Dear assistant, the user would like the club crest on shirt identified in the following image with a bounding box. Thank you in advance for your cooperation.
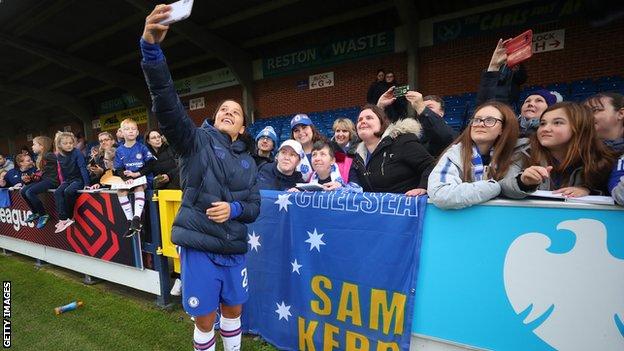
[188,296,199,308]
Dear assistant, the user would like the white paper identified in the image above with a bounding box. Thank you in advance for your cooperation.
[295,183,324,191]
[109,176,147,190]
[530,190,614,205]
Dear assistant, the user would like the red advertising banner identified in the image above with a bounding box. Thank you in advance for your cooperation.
[0,190,143,268]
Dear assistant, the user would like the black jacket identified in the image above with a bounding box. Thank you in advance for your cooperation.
[252,152,274,168]
[476,65,527,109]
[144,143,180,189]
[417,107,457,157]
[348,119,435,193]
[256,162,303,191]
[142,59,260,255]
[39,152,59,187]
[366,81,388,105]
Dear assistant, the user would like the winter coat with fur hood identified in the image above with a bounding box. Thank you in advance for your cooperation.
[348,119,435,193]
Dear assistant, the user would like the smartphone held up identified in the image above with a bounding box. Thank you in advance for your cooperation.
[503,30,533,67]
[159,0,194,26]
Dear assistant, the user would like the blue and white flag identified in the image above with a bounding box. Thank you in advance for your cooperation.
[243,190,427,350]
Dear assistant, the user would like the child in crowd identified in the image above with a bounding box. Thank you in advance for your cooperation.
[21,136,59,229]
[54,132,90,233]
[428,101,520,209]
[114,118,155,237]
[290,114,326,182]
[501,102,616,198]
[0,154,36,188]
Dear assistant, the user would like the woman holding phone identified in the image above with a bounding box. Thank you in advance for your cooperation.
[141,5,260,351]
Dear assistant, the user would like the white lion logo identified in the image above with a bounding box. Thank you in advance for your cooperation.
[504,219,624,351]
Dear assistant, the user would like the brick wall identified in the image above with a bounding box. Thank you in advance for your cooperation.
[418,19,624,96]
[253,53,407,119]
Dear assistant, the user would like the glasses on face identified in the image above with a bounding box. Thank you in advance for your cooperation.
[470,117,504,127]
[99,137,112,143]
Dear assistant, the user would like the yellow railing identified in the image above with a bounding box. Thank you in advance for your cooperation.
[153,190,183,273]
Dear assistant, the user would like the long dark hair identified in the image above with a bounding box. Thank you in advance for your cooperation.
[527,102,616,189]
[290,124,327,144]
[453,101,519,181]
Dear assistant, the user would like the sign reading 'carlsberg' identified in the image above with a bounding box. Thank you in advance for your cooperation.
[243,191,425,350]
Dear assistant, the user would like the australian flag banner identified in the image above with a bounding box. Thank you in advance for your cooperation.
[0,189,10,208]
[243,190,427,350]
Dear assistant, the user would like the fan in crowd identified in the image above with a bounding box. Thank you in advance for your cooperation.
[0,153,36,188]
[477,38,559,137]
[501,102,616,198]
[253,126,278,167]
[144,129,181,190]
[87,131,116,186]
[366,68,387,105]
[290,113,326,182]
[330,117,357,183]
[0,153,14,173]
[256,140,304,191]
[428,101,520,209]
[348,104,434,195]
[585,92,624,153]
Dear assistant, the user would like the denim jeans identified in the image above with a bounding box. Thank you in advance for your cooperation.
[54,180,83,220]
[20,179,54,216]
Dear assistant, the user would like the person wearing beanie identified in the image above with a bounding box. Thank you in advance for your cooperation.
[478,39,560,137]
[516,89,557,137]
[253,126,278,167]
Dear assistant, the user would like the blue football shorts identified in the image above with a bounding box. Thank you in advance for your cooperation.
[179,246,249,317]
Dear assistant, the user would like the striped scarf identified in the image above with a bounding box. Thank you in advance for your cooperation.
[471,144,494,181]
[309,163,344,185]
[604,138,624,154]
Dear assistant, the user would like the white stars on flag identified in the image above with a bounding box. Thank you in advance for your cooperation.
[275,301,292,321]
[274,193,293,212]
[305,228,326,252]
[291,259,302,274]
[248,231,261,252]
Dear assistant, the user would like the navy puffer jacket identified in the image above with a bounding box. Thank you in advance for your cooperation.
[142,60,260,254]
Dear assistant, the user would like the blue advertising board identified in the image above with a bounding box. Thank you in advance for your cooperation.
[413,202,624,350]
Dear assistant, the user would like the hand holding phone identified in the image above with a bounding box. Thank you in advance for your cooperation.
[393,85,410,98]
[504,30,533,67]
[159,0,194,25]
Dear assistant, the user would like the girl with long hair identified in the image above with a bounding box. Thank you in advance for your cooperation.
[501,102,616,198]
[428,101,520,209]
[21,136,59,229]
